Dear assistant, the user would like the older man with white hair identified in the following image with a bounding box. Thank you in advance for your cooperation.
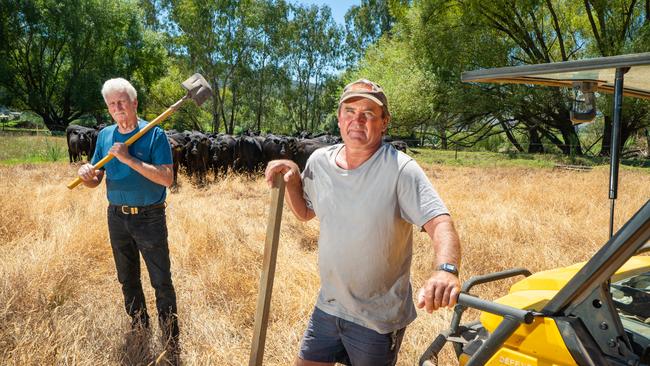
[77,78,178,353]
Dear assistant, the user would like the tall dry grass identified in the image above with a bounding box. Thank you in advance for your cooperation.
[0,162,648,365]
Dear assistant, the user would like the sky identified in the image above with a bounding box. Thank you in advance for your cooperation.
[294,0,361,25]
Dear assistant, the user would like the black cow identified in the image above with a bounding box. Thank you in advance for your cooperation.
[210,134,236,176]
[261,134,294,164]
[292,138,330,171]
[183,131,211,184]
[166,131,189,189]
[311,134,342,145]
[234,135,264,173]
[390,140,408,153]
[66,125,96,163]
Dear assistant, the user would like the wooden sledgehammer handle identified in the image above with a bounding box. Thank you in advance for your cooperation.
[249,174,285,366]
[66,95,188,189]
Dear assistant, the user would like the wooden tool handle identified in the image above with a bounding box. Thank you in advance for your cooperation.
[67,153,118,189]
[249,174,285,366]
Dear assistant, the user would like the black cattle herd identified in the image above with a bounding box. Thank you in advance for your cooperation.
[65,125,409,188]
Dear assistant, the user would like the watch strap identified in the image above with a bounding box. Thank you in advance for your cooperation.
[437,263,459,276]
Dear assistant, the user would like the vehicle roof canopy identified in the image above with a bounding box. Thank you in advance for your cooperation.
[462,52,650,100]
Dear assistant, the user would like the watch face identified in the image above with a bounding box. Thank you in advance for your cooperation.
[439,263,458,274]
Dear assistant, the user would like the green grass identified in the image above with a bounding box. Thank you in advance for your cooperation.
[0,134,647,170]
[410,148,650,170]
[0,134,68,164]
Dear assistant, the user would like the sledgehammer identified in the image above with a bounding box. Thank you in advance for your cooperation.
[66,73,212,189]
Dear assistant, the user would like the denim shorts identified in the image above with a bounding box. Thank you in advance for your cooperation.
[298,307,406,366]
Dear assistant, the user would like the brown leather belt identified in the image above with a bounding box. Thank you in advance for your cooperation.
[110,202,166,215]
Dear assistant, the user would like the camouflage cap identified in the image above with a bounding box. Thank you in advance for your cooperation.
[338,79,390,117]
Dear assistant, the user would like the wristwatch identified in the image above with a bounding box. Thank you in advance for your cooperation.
[437,263,459,276]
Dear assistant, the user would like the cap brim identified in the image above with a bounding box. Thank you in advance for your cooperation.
[339,93,384,106]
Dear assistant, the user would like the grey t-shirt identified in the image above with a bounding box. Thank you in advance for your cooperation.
[302,143,449,333]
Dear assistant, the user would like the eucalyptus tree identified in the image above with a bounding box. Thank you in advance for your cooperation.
[0,0,166,131]
[282,4,343,132]
[167,0,266,134]
[246,0,290,132]
[343,0,411,66]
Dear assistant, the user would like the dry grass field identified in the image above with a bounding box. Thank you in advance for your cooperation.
[0,161,648,365]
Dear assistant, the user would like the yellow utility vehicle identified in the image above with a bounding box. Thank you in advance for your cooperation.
[420,53,650,366]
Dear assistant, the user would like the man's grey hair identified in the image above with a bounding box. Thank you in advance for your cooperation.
[101,78,137,102]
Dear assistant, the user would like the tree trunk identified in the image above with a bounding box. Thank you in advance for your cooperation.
[620,126,633,156]
[558,125,583,155]
[499,119,524,152]
[600,115,613,156]
[256,56,267,133]
[211,76,222,133]
[212,95,221,133]
[92,112,105,126]
[528,126,544,153]
[439,125,448,150]
[600,117,631,158]
[41,115,67,132]
[539,128,568,154]
[256,88,263,132]
[228,86,237,135]
[599,114,637,157]
[420,125,426,146]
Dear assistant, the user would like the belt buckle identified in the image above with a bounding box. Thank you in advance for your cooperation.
[120,206,139,215]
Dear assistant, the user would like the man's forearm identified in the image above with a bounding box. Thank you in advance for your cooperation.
[285,182,315,221]
[124,159,173,187]
[424,215,461,267]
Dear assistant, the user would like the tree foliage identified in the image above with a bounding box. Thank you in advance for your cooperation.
[1,0,648,153]
[0,0,167,131]
[343,0,411,66]
[165,0,343,134]
[358,0,650,155]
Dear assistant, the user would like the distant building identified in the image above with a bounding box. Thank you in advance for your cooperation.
[0,106,21,122]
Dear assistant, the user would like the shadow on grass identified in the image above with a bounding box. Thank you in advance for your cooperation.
[621,158,650,168]
[113,326,182,366]
[115,328,155,366]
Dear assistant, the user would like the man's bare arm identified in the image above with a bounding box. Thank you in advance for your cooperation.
[424,214,461,268]
[417,214,462,312]
[110,143,174,187]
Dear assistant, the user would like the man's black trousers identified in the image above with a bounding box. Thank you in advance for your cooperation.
[107,205,178,340]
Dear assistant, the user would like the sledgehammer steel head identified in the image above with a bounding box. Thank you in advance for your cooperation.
[182,73,212,106]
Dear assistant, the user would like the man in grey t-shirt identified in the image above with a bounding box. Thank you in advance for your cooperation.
[265,79,461,366]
